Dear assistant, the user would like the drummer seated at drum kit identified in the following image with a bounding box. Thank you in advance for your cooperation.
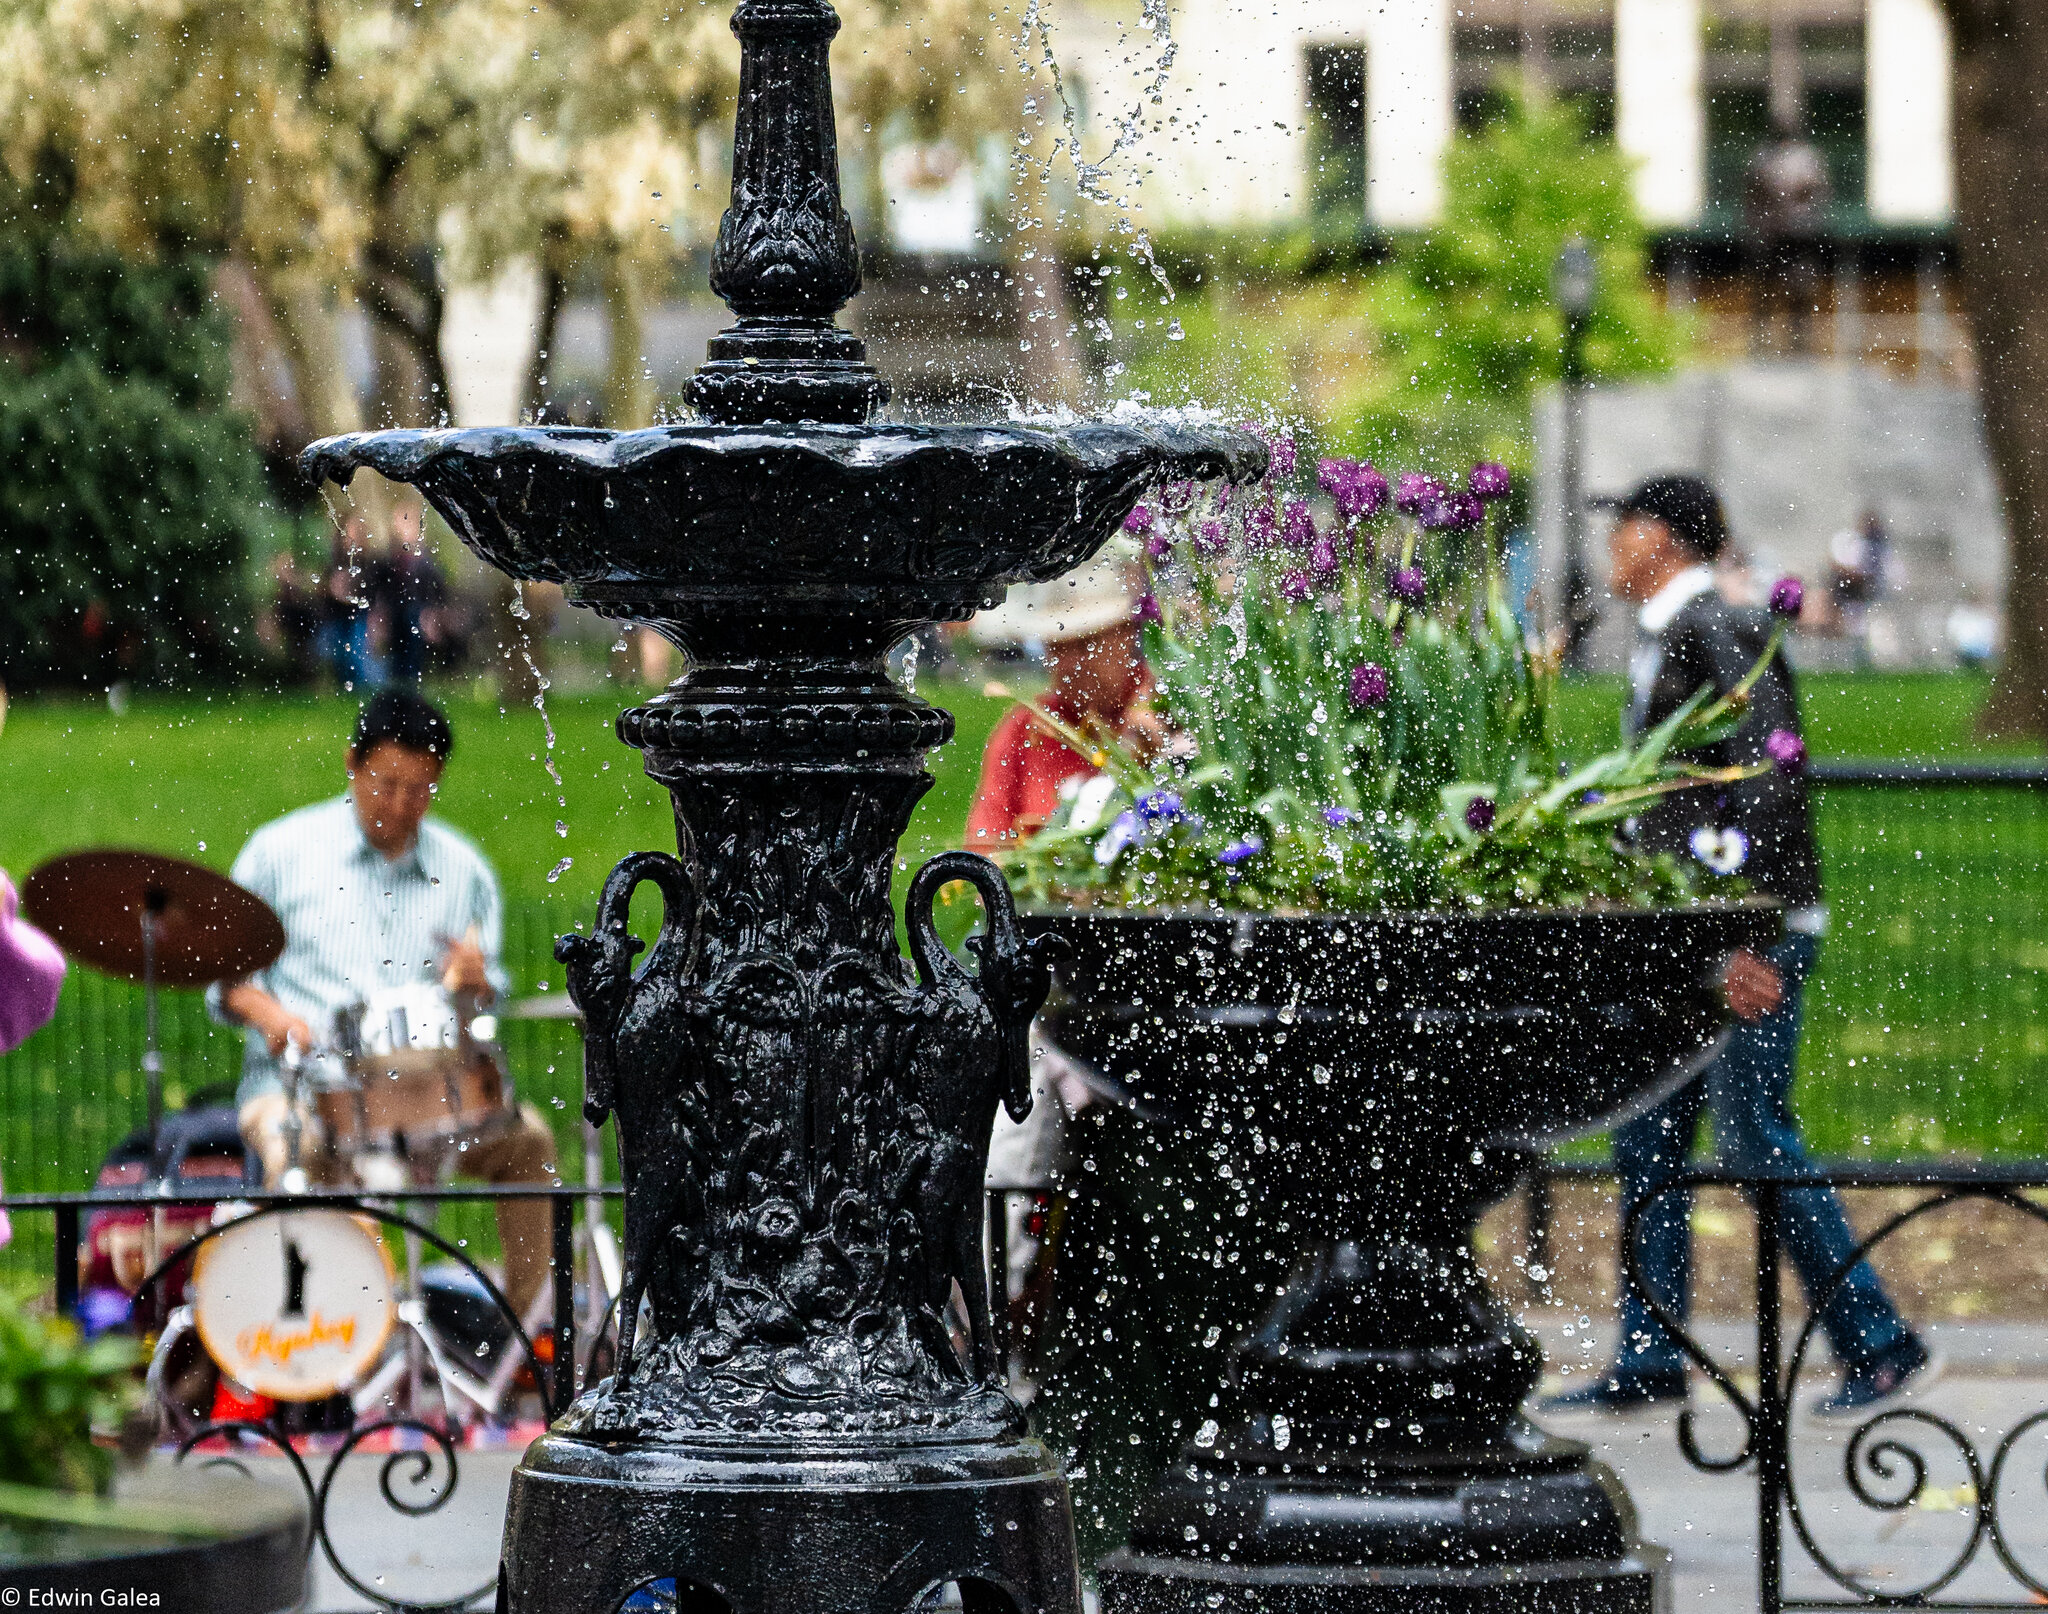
[207,688,561,1320]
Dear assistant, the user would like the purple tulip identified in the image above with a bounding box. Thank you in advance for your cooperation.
[1307,536,1340,582]
[1133,592,1163,626]
[1218,836,1265,866]
[1444,492,1486,531]
[1322,805,1359,827]
[1465,796,1497,834]
[1242,501,1277,552]
[1468,462,1512,502]
[1769,576,1805,619]
[1280,569,1314,603]
[1766,728,1808,773]
[1349,661,1390,708]
[1123,502,1154,535]
[1144,531,1174,563]
[1317,457,1357,497]
[1280,497,1317,549]
[1193,518,1229,558]
[1346,463,1391,520]
[1389,566,1427,605]
[1268,434,1297,480]
[1395,473,1443,517]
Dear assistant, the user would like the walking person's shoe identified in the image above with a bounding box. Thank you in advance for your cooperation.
[1808,1334,1943,1422]
[1536,1368,1688,1416]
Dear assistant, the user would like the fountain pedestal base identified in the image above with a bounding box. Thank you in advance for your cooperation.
[499,1433,1084,1614]
[1100,1545,1669,1614]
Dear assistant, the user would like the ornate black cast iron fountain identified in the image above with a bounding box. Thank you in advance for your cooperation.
[304,3,1260,1610]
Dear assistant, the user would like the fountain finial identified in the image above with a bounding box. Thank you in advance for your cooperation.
[685,0,889,425]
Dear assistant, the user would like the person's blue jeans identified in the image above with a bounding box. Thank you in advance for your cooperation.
[1613,931,1912,1377]
[329,616,384,691]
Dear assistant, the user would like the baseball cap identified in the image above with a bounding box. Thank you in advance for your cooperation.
[1612,474,1729,561]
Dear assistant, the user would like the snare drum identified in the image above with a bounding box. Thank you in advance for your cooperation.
[190,1208,396,1401]
[314,985,514,1156]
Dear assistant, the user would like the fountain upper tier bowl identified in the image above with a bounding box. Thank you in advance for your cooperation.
[304,417,1263,626]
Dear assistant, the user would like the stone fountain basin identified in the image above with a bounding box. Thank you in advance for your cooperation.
[303,419,1263,610]
[1024,902,1781,1156]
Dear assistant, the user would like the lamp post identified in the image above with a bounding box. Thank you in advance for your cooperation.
[1552,236,1597,667]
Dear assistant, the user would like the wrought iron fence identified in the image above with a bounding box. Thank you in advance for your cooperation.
[1,1183,614,1614]
[1621,1163,2048,1613]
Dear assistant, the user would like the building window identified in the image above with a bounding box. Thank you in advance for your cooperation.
[1304,44,1367,224]
[1453,7,1614,137]
[1705,4,1867,232]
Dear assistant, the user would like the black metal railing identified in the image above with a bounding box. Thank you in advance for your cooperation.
[1,1183,618,1614]
[1616,1162,2048,1612]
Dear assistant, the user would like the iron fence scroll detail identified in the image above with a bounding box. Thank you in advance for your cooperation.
[1623,1168,2048,1611]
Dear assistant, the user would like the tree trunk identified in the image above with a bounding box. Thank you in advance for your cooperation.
[360,225,453,427]
[521,226,571,423]
[213,256,313,457]
[1941,0,2048,739]
[268,279,363,443]
[603,249,656,429]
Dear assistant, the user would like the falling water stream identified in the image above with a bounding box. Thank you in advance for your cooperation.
[1012,0,1182,325]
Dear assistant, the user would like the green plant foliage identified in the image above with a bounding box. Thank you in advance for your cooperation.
[1109,89,1681,481]
[1001,450,1771,914]
[1333,89,1682,471]
[0,1290,138,1496]
[0,221,278,691]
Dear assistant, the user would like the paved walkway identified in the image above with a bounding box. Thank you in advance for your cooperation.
[197,1317,2048,1612]
[1525,1312,2048,1610]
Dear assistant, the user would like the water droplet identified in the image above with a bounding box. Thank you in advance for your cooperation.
[547,857,574,884]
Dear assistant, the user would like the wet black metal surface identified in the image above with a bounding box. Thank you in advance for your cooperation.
[306,0,1259,1605]
[1028,905,1777,1612]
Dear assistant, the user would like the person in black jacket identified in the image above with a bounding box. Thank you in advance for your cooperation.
[1542,474,1934,1421]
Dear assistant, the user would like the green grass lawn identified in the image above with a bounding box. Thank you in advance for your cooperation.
[0,667,2042,1287]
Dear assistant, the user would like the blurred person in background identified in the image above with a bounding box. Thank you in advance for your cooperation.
[1745,116,1833,354]
[966,557,1161,849]
[370,502,450,687]
[1542,474,1934,1422]
[965,556,1160,1362]
[321,516,383,692]
[208,689,559,1317]
[262,551,323,685]
[0,687,67,1245]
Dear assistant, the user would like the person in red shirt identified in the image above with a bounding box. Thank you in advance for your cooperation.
[966,559,1156,848]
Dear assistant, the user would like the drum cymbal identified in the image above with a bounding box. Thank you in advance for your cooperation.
[23,849,285,987]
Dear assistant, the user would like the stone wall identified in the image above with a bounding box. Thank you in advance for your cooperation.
[1535,358,2007,670]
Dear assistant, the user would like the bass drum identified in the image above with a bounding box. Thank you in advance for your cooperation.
[190,1208,397,1402]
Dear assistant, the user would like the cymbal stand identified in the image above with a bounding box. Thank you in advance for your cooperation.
[139,890,167,1146]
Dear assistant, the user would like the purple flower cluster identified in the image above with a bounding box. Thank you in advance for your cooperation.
[1468,462,1512,502]
[1394,473,1442,518]
[1349,661,1390,708]
[1768,576,1805,620]
[1218,835,1265,866]
[1389,567,1427,606]
[1464,796,1497,834]
[1319,457,1390,521]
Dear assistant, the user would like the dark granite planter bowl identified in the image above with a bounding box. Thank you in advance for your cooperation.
[1021,902,1778,1614]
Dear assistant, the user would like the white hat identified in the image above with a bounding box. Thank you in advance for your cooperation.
[969,557,1140,647]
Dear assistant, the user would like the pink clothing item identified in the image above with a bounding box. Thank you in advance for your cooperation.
[0,869,65,1054]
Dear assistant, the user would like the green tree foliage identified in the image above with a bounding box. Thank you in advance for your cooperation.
[1115,90,1682,479]
[1334,89,1681,473]
[0,224,278,691]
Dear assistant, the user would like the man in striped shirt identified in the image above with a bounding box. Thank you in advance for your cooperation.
[209,688,559,1316]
